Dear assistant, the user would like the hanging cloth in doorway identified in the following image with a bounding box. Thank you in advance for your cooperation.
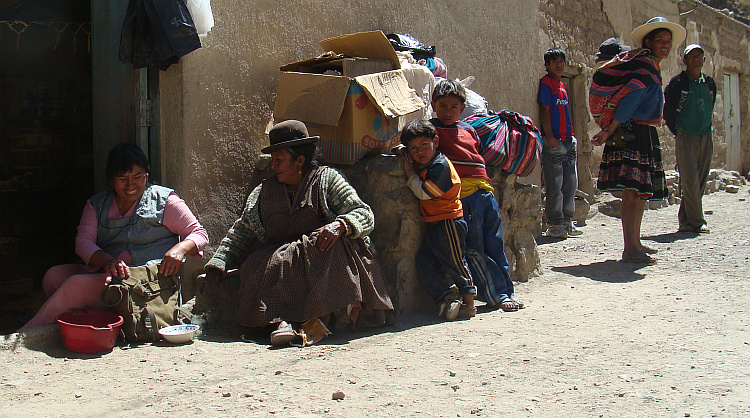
[119,0,202,71]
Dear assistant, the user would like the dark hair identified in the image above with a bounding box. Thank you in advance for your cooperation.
[106,143,150,182]
[431,79,466,104]
[544,48,566,65]
[400,119,437,146]
[642,28,671,48]
[285,142,321,172]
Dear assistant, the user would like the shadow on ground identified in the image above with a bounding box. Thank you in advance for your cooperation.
[643,231,700,243]
[536,236,568,245]
[552,259,646,283]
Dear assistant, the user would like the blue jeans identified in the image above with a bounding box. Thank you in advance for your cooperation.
[542,136,578,226]
[417,218,477,304]
[462,189,514,304]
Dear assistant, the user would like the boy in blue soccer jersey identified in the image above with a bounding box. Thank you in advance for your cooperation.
[400,119,476,320]
[538,48,581,239]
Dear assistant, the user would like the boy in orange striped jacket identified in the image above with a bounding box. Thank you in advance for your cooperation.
[401,119,476,320]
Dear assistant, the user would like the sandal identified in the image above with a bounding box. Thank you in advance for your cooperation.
[439,298,461,321]
[498,299,520,312]
[620,252,657,264]
[639,244,658,254]
[269,322,297,346]
[509,296,525,309]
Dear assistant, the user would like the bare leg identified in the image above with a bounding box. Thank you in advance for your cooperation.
[621,190,646,259]
[462,294,475,310]
[459,294,477,318]
[633,201,658,253]
[20,271,110,330]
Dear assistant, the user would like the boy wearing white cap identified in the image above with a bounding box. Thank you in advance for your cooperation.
[664,44,717,234]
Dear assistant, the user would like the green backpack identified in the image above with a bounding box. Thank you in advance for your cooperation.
[101,264,188,342]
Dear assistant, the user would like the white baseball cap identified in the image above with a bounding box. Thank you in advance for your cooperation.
[683,44,704,57]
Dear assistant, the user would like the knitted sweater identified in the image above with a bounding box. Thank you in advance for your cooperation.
[205,166,374,273]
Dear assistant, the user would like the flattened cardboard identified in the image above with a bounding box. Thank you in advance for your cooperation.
[355,70,425,118]
[319,31,399,69]
[273,72,351,126]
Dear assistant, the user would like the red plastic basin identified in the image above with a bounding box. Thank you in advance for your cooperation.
[56,310,124,353]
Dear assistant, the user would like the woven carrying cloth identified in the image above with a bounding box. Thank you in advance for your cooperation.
[463,110,543,177]
[589,48,663,128]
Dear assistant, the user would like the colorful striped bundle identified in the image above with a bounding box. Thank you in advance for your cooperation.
[463,110,543,177]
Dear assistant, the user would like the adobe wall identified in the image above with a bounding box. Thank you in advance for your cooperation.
[158,0,544,313]
[159,0,749,313]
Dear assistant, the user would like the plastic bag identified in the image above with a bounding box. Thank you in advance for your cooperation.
[120,0,202,70]
[386,33,436,60]
[187,0,214,37]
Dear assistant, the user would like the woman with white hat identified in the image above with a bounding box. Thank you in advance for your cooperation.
[589,17,686,263]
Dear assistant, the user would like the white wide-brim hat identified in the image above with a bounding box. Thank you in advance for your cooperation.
[631,17,686,49]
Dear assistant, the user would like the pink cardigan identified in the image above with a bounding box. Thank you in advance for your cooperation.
[75,192,208,267]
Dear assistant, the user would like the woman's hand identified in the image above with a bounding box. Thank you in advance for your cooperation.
[316,220,346,251]
[103,257,130,279]
[591,129,611,146]
[592,121,621,146]
[160,244,188,276]
[89,250,129,278]
[159,239,198,276]
[199,268,223,293]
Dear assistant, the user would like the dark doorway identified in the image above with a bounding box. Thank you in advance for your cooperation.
[0,0,159,333]
[0,0,94,332]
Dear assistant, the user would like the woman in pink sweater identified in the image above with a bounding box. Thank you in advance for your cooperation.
[20,144,208,330]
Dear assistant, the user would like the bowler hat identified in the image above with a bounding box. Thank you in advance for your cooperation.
[262,120,319,154]
[631,17,686,49]
[596,37,631,61]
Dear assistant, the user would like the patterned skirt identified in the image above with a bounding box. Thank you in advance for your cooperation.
[597,123,667,200]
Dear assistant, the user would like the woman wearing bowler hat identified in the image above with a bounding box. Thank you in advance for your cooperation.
[590,17,686,263]
[202,120,393,346]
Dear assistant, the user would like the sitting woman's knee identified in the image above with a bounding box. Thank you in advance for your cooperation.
[42,265,75,296]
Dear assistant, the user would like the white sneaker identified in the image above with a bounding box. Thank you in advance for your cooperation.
[566,223,583,237]
[546,225,568,239]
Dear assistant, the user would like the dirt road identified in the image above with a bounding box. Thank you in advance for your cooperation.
[2,185,749,417]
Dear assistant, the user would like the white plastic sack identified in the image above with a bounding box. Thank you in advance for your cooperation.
[456,76,488,120]
[187,0,214,37]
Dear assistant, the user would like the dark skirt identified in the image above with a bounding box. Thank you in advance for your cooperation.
[597,123,667,200]
[236,235,394,329]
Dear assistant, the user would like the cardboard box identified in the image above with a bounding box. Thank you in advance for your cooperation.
[273,31,425,165]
